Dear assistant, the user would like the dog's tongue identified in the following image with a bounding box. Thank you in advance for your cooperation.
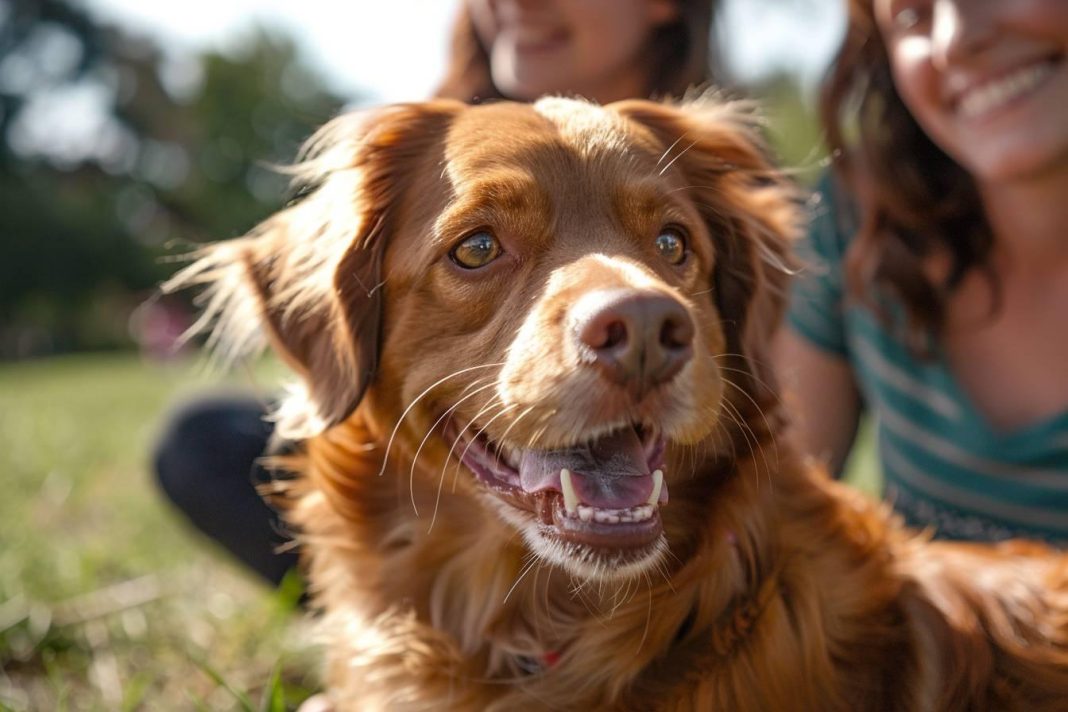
[519,428,657,509]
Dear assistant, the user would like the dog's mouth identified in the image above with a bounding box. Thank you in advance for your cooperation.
[447,419,669,568]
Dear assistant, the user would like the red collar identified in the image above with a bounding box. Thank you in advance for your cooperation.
[516,649,562,675]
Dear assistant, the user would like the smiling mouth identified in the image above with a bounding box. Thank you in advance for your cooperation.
[447,419,669,556]
[957,57,1059,119]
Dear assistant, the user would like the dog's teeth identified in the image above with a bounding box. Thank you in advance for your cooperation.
[560,468,579,515]
[648,469,663,506]
[569,504,656,524]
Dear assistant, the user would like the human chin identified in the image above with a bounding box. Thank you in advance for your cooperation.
[952,128,1068,184]
[492,53,576,101]
[942,102,1068,184]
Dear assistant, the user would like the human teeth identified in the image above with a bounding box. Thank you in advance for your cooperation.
[959,62,1053,118]
[560,468,579,515]
[648,470,663,506]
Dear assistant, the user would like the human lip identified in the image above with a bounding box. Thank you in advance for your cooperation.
[954,57,1059,119]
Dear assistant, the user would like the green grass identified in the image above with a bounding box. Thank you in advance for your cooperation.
[843,418,881,496]
[0,353,318,711]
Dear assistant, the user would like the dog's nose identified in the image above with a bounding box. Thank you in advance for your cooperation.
[577,292,694,398]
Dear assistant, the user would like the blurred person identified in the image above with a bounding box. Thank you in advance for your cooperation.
[154,0,722,587]
[129,295,193,362]
[777,0,1068,542]
[438,0,717,102]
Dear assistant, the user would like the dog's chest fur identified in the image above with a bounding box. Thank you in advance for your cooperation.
[283,418,941,712]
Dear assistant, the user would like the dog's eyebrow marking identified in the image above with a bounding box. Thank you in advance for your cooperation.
[431,173,547,247]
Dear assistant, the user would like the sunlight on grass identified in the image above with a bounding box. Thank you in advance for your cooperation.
[0,353,317,711]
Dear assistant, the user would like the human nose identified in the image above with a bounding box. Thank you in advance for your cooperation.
[930,0,997,69]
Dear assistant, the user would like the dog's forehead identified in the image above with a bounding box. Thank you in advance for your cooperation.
[444,98,655,179]
[530,97,633,154]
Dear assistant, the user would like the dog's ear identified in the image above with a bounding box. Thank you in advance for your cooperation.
[612,97,803,410]
[165,101,462,436]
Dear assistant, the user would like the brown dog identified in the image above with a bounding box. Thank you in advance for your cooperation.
[169,96,1068,710]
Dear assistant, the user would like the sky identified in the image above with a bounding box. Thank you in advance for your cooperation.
[80,0,846,104]
[15,1,843,165]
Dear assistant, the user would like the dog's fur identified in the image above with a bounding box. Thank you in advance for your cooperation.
[168,97,1068,711]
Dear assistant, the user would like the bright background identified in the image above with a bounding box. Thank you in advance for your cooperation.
[82,0,843,100]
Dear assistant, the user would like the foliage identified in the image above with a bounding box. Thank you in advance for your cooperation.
[0,0,346,357]
[752,72,827,185]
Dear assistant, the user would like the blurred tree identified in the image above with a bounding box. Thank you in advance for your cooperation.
[751,72,825,183]
[0,0,345,357]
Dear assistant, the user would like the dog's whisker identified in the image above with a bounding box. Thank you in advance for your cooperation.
[492,403,538,471]
[521,408,552,450]
[653,558,675,593]
[422,381,500,530]
[448,401,519,494]
[726,361,787,402]
[719,394,757,456]
[665,183,728,197]
[539,564,558,642]
[416,382,499,514]
[454,373,500,400]
[607,578,626,617]
[636,570,654,656]
[654,131,688,169]
[658,137,699,176]
[528,560,546,631]
[711,359,784,404]
[689,199,802,279]
[569,570,593,600]
[503,555,540,605]
[377,362,505,478]
[719,397,767,490]
[525,411,558,451]
[445,395,508,488]
[442,391,504,494]
[720,377,780,472]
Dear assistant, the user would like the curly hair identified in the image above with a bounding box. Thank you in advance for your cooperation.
[820,0,994,349]
[434,1,720,103]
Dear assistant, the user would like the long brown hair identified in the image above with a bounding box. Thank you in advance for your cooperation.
[820,0,993,347]
[434,1,720,103]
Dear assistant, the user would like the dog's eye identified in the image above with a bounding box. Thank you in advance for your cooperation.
[450,231,502,269]
[655,228,687,265]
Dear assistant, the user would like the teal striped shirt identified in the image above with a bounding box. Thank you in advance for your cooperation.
[787,181,1068,544]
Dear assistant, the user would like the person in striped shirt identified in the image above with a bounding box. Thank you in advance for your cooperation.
[776,0,1068,543]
